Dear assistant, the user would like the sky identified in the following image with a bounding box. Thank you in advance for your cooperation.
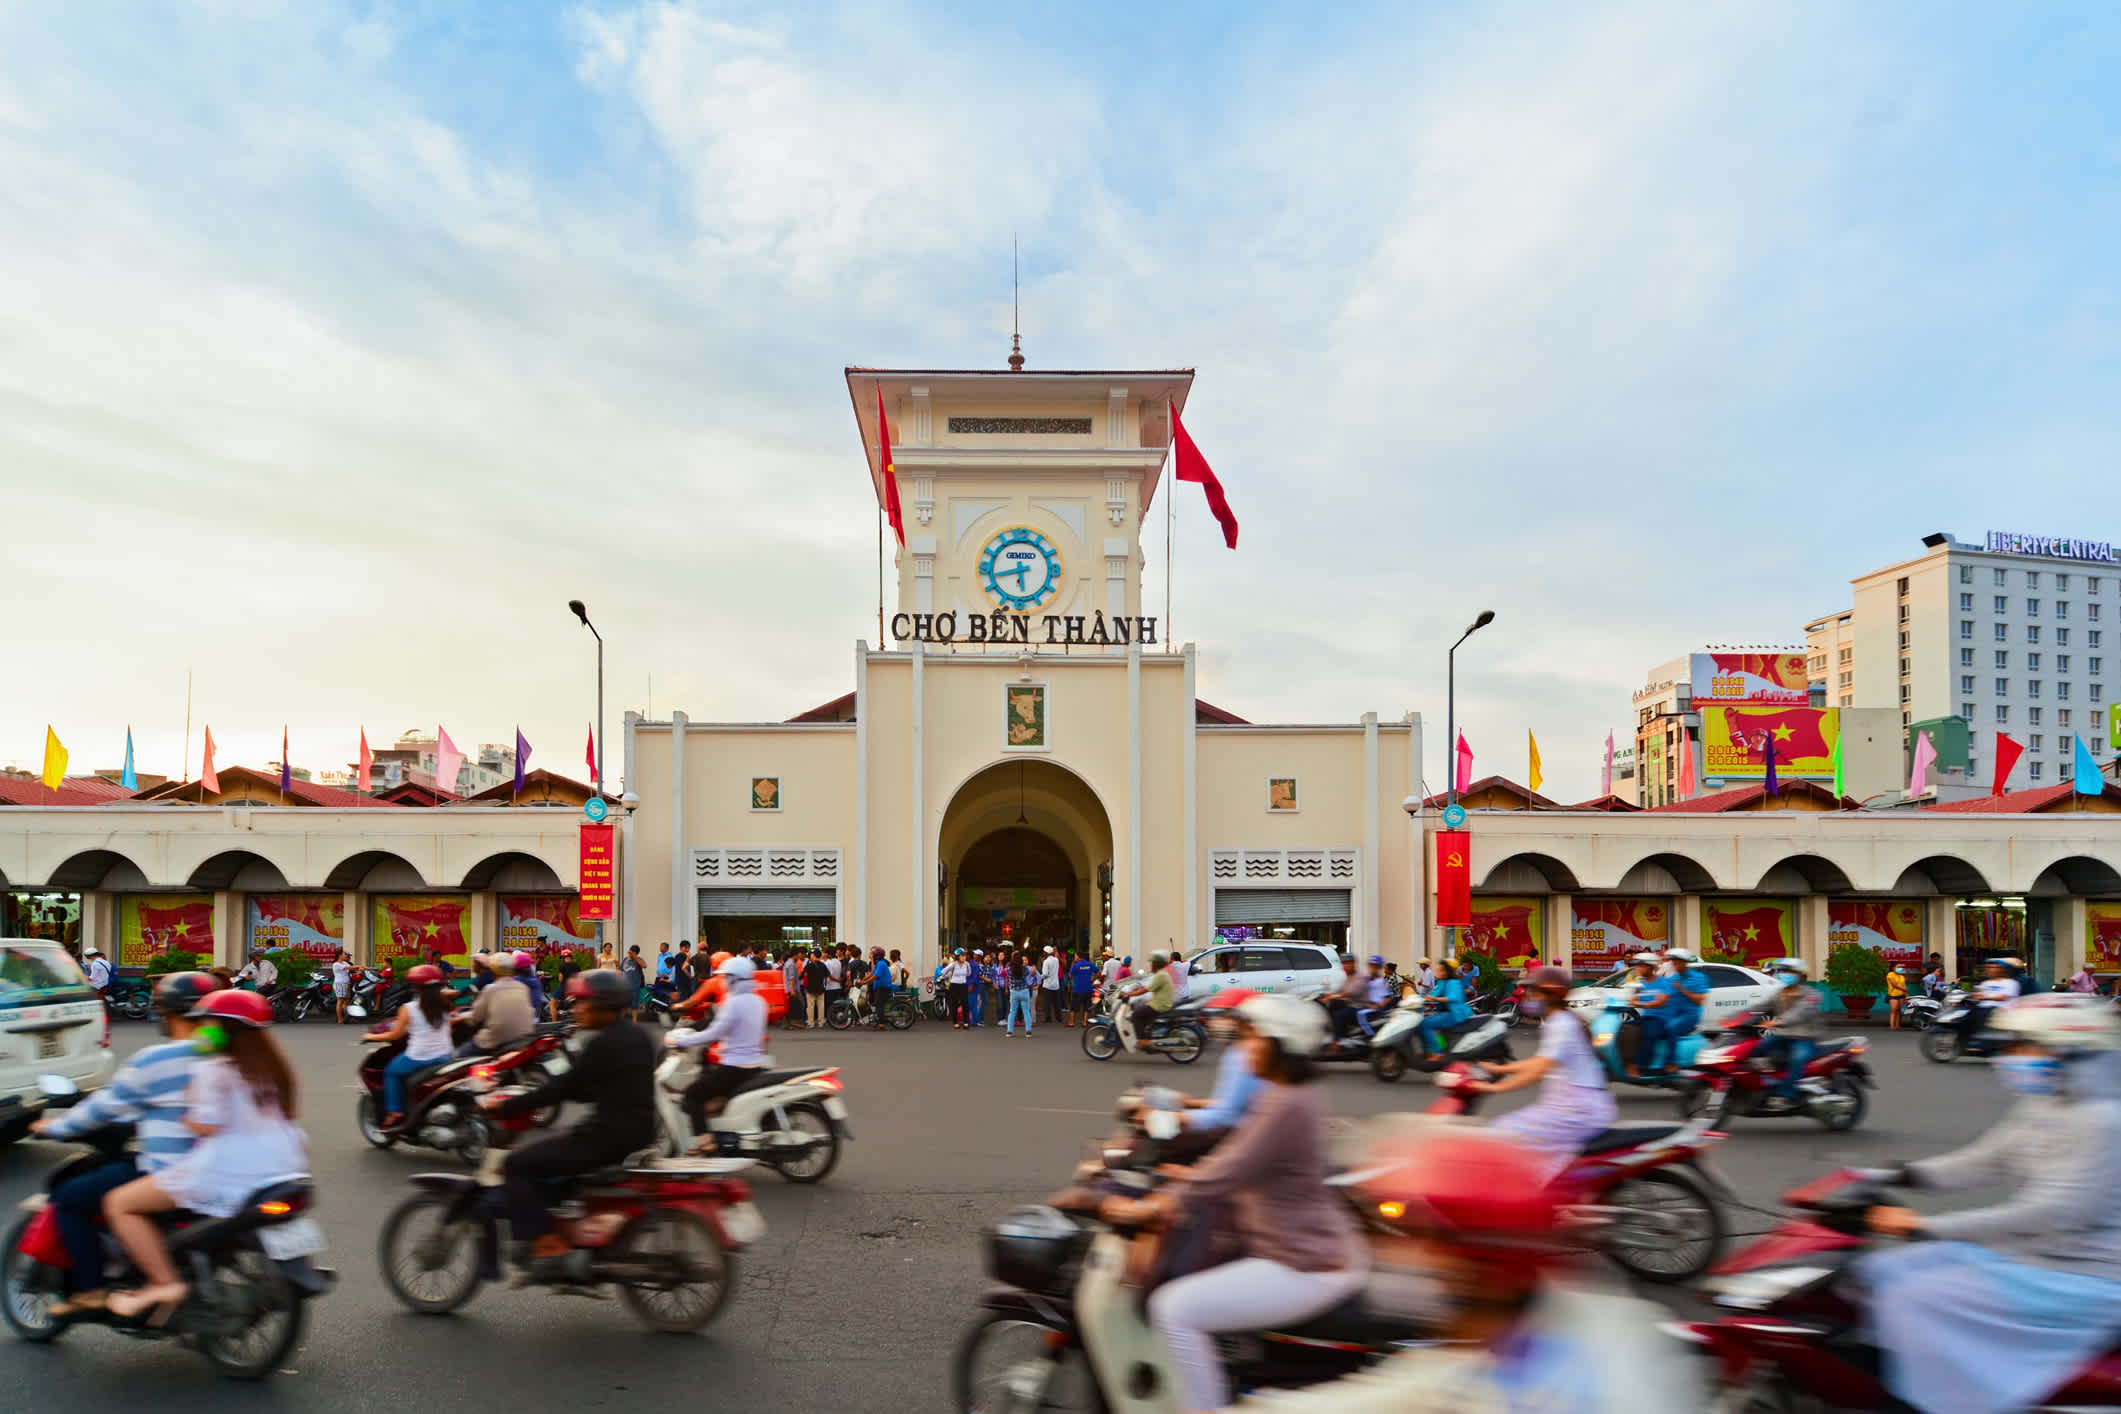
[3,1,2119,800]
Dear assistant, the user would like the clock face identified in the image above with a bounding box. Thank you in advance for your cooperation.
[978,527,1063,611]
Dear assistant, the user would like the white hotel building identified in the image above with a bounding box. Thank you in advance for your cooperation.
[1811,532,2117,791]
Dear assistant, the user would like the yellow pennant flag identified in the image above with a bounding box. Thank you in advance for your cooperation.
[40,727,68,791]
[1528,730,1543,793]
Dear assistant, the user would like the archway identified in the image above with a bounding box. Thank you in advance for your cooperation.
[940,759,1115,960]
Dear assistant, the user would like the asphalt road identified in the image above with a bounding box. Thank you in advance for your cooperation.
[0,1012,2012,1413]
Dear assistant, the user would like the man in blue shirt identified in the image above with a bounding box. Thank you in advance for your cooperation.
[1635,950,1708,1075]
[29,971,216,1315]
[1068,953,1098,1027]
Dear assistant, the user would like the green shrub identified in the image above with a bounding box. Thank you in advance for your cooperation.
[142,949,204,977]
[266,949,316,986]
[1452,946,1502,983]
[1825,942,1887,996]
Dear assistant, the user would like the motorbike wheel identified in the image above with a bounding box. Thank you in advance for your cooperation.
[1602,1168,1725,1284]
[1162,1024,1205,1065]
[379,1192,484,1315]
[825,1000,855,1032]
[122,992,153,1022]
[515,1065,562,1128]
[886,1000,917,1031]
[1912,1010,1934,1032]
[767,1105,840,1184]
[1920,1029,1961,1064]
[270,992,299,1025]
[356,1093,396,1149]
[1676,1080,1714,1120]
[1370,1047,1408,1083]
[952,1314,1099,1414]
[1813,1074,1868,1132]
[198,1247,307,1380]
[0,1214,65,1342]
[1080,1022,1121,1061]
[613,1208,734,1333]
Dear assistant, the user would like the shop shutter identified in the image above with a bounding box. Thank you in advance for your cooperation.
[697,888,837,917]
[1212,889,1353,925]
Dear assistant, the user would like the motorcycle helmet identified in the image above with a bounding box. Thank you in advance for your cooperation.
[565,968,634,1012]
[1525,965,1571,992]
[151,970,218,1016]
[406,964,444,987]
[1149,951,1170,969]
[1204,987,1261,1010]
[1233,994,1327,1055]
[1991,993,2121,1052]
[708,951,733,974]
[511,951,536,973]
[716,956,756,982]
[1355,1127,1574,1268]
[190,989,275,1028]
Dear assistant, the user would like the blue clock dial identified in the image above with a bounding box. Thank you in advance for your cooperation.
[978,528,1063,611]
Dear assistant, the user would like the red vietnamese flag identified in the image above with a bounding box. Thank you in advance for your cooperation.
[2090,909,2121,969]
[1707,904,1793,966]
[1992,732,2025,795]
[877,386,905,546]
[1435,831,1471,927]
[135,898,213,952]
[1467,903,1539,964]
[1168,398,1238,549]
[585,724,598,784]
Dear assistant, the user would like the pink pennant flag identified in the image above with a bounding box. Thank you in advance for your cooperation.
[1677,726,1696,799]
[200,725,220,794]
[435,727,463,795]
[1601,730,1615,797]
[1907,728,1937,799]
[1454,732,1474,795]
[357,727,373,794]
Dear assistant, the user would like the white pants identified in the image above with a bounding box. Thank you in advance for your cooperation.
[1148,1257,1368,1410]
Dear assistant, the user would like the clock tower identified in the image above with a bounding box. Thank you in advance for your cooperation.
[848,364,1195,651]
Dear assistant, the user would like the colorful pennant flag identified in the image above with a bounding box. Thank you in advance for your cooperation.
[1527,732,1543,794]
[279,725,291,793]
[1907,728,1937,799]
[435,727,463,795]
[121,727,137,791]
[2074,734,2102,796]
[1830,720,1845,799]
[39,727,67,792]
[200,726,220,794]
[1601,730,1615,798]
[1677,726,1696,798]
[1762,734,1780,797]
[357,728,373,794]
[877,386,905,546]
[513,727,531,795]
[1991,731,2024,796]
[1168,398,1238,549]
[1454,732,1474,795]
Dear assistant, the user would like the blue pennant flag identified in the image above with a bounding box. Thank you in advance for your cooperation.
[120,727,137,791]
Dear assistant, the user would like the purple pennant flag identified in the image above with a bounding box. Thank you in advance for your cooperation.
[1762,733,1780,797]
[513,727,530,794]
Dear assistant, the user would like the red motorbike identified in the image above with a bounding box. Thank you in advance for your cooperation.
[377,1082,760,1332]
[1675,1169,2121,1410]
[356,1023,568,1162]
[1677,1013,1874,1131]
[1428,1063,1734,1283]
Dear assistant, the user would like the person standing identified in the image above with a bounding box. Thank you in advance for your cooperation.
[945,949,971,1028]
[669,943,695,1008]
[1068,950,1097,1026]
[967,949,988,1029]
[83,947,113,1002]
[1886,963,1909,1029]
[869,946,893,1016]
[652,942,675,1001]
[1168,947,1190,1005]
[1039,946,1063,1025]
[782,951,803,1027]
[621,945,647,1006]
[1100,948,1122,995]
[1005,952,1036,1037]
[801,950,828,1029]
[822,946,844,1016]
[329,948,354,1024]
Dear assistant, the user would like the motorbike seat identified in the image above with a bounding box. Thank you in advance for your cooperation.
[1263,1293,1406,1348]
[168,1178,313,1252]
[1812,1038,1859,1056]
[1579,1124,1683,1156]
[732,1067,814,1095]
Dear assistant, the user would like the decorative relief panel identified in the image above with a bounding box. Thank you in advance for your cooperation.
[948,417,1092,434]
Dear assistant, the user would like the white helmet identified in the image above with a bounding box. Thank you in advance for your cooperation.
[1629,951,1659,965]
[715,956,756,981]
[1663,948,1697,963]
[1234,994,1327,1055]
[1991,993,2121,1052]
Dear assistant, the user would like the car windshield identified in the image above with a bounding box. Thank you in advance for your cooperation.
[0,943,95,1007]
[1585,969,1631,990]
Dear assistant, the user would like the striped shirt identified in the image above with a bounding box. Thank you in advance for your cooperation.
[40,1038,202,1172]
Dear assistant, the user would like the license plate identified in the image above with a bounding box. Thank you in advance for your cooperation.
[36,1033,63,1060]
[719,1201,765,1247]
[257,1217,326,1260]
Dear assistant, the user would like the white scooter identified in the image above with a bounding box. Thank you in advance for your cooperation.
[654,1032,852,1183]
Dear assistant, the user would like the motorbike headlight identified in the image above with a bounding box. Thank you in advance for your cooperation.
[1694,1046,1735,1064]
[1705,1266,1833,1310]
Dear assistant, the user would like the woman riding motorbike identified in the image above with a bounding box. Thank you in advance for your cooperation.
[1859,993,2121,1414]
[1416,957,1473,1056]
[1466,965,1615,1182]
[361,963,453,1129]
[1103,993,1367,1412]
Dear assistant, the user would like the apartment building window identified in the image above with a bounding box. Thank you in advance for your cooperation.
[1959,593,1973,612]
[2095,685,2107,704]
[1996,705,2009,723]
[2092,577,2103,593]
[1962,702,1977,720]
[1809,654,1826,674]
[2029,681,2042,698]
[1995,569,2008,586]
[2060,709,2073,729]
[1960,565,1973,584]
[2028,600,2040,616]
[2059,682,2072,700]
[1994,595,2009,614]
[1898,605,1910,625]
[2030,735,2043,752]
[2059,574,2071,591]
[1838,647,1852,664]
[1840,694,1853,707]
[1897,576,1909,596]
[1899,631,1910,650]
[1994,624,2008,641]
[2091,604,2103,621]
[1903,710,1912,726]
[1899,685,1911,704]
[2093,658,2104,676]
[1961,648,1975,666]
[1995,650,2009,668]
[2058,601,2070,619]
[2028,571,2041,588]
[2029,653,2041,670]
[2058,655,2070,673]
[2028,626,2041,643]
[1838,671,1852,688]
[2030,707,2043,726]
[2091,631,2103,648]
[2031,761,2044,781]
[2059,629,2072,646]
[1961,675,1976,693]
[2098,739,2108,755]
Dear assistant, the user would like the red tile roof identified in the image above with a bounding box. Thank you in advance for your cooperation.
[1925,782,2121,813]
[1573,794,1642,812]
[127,765,402,808]
[1648,781,1852,812]
[1420,776,1566,810]
[462,769,609,805]
[0,775,139,807]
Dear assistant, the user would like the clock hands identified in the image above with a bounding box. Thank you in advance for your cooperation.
[1009,565,1030,591]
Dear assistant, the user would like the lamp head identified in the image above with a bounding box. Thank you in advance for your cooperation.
[568,599,589,624]
[1470,609,1496,631]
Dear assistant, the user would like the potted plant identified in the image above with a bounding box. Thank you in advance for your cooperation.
[1825,942,1886,1021]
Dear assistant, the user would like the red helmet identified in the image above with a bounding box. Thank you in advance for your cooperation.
[1204,987,1261,1010]
[190,989,275,1029]
[1355,1129,1570,1264]
[406,964,444,987]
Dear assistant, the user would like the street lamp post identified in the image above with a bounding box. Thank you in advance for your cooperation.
[568,599,604,798]
[1445,609,1495,808]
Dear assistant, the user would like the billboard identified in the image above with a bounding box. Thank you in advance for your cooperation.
[1702,705,1840,780]
[1690,652,1809,707]
[499,895,597,959]
[1570,898,1670,971]
[372,895,470,962]
[2090,903,2121,971]
[1463,896,1543,967]
[247,894,345,959]
[119,894,214,967]
[1702,898,1795,967]
[1827,899,1925,967]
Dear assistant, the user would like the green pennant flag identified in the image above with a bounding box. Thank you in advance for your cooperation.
[1831,712,1846,799]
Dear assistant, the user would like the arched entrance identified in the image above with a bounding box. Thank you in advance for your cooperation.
[940,760,1114,958]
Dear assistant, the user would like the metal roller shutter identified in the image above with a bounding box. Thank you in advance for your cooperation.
[697,888,837,917]
[1213,889,1352,925]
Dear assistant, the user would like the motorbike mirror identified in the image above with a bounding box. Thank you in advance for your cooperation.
[37,1074,79,1099]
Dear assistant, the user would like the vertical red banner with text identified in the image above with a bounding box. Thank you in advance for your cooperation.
[1435,831,1471,928]
[578,824,615,920]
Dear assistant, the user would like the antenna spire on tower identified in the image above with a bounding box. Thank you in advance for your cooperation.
[1008,235,1025,370]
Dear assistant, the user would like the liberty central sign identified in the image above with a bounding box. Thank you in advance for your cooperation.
[1985,531,2116,563]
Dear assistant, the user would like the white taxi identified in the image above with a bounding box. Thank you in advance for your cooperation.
[0,939,114,1146]
[1566,960,1782,1032]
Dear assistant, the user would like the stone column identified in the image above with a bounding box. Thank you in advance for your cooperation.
[1547,894,1574,971]
[80,891,117,964]
[212,892,242,968]
[1673,895,1704,958]
[1798,895,1830,975]
[469,892,499,957]
[1926,896,1957,981]
[2056,895,2091,980]
[343,892,370,966]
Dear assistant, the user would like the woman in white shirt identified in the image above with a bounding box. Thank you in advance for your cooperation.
[361,964,456,1128]
[1469,966,1615,1181]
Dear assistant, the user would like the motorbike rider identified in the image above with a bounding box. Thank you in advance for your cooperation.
[1467,966,1615,1182]
[1631,948,1706,1078]
[1415,957,1473,1057]
[1354,956,1397,1037]
[455,951,538,1058]
[1134,987,1268,1164]
[233,946,278,993]
[1103,995,1368,1413]
[669,955,768,1144]
[29,970,217,1318]
[1327,955,1370,1037]
[1756,958,1823,1107]
[362,963,455,1129]
[1859,993,2121,1414]
[477,969,656,1273]
[1235,1126,1701,1413]
[1125,951,1179,1051]
[1955,955,2023,1047]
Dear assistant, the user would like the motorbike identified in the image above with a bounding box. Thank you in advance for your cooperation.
[355,1022,569,1161]
[1920,997,2012,1062]
[653,1031,852,1183]
[1679,1015,1873,1129]
[825,984,916,1031]
[0,1077,335,1379]
[1586,994,1711,1097]
[1473,983,1523,1026]
[376,1083,759,1332]
[1674,1170,2121,1411]
[1900,985,1957,1032]
[1366,993,1512,1082]
[103,974,154,1022]
[1428,1063,1733,1283]
[270,976,336,1024]
[1081,993,1207,1064]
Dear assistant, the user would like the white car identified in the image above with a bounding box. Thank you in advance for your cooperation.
[1566,961,1782,1032]
[0,938,114,1146]
[1183,941,1342,1001]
